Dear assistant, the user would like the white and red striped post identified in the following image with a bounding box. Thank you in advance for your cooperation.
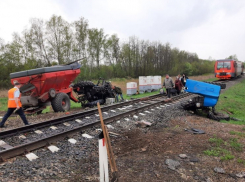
[99,132,109,182]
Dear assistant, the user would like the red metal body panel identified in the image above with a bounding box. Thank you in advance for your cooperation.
[10,69,80,102]
[214,59,244,79]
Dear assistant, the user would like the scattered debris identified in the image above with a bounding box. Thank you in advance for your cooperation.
[141,146,147,152]
[106,125,115,129]
[135,120,152,128]
[206,177,213,182]
[165,159,180,171]
[222,109,232,115]
[236,172,245,178]
[230,117,242,121]
[109,132,120,137]
[229,174,237,179]
[186,128,205,134]
[179,154,188,159]
[214,167,225,174]
[189,157,199,163]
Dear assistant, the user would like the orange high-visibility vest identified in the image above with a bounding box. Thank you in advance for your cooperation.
[8,87,22,108]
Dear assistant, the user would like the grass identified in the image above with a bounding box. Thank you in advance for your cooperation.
[0,97,8,111]
[204,135,243,162]
[237,158,245,165]
[229,138,243,152]
[123,90,159,100]
[208,136,224,147]
[229,131,245,137]
[216,78,245,124]
[204,78,218,82]
[203,147,234,161]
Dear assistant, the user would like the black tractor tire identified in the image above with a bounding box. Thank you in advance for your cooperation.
[73,81,95,88]
[51,92,71,112]
[208,111,230,121]
[73,81,95,95]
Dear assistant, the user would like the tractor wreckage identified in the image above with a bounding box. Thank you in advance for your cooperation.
[10,61,116,114]
[72,78,115,107]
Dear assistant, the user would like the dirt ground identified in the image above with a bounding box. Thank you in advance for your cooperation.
[113,116,245,182]
[1,76,245,182]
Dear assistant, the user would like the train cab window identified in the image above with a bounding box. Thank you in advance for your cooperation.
[217,62,223,69]
[224,62,231,69]
[217,61,231,69]
[217,62,224,69]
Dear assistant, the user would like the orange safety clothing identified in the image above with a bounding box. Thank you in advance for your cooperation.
[8,87,22,108]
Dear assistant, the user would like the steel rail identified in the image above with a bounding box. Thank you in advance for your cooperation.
[0,93,191,162]
[0,93,164,139]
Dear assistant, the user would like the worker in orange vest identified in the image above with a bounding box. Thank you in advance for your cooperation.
[0,80,29,128]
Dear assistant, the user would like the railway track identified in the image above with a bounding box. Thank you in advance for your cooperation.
[0,93,163,139]
[0,92,194,162]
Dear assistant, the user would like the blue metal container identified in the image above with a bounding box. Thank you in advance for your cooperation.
[185,79,221,107]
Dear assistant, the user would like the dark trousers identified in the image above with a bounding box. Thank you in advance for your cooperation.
[166,88,171,98]
[115,94,124,102]
[0,108,29,126]
[177,89,181,95]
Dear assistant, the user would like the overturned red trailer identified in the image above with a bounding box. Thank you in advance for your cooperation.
[10,62,81,114]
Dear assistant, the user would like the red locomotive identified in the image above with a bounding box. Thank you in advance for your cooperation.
[214,59,244,79]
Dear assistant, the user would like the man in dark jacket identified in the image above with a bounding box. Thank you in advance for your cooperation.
[113,86,124,102]
[163,74,174,98]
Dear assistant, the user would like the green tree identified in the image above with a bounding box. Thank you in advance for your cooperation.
[46,15,72,64]
[183,62,193,76]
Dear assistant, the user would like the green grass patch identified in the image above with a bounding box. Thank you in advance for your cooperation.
[208,136,224,147]
[229,131,245,137]
[0,98,8,111]
[216,79,245,124]
[123,91,159,100]
[229,138,243,152]
[71,100,83,109]
[237,158,245,165]
[220,154,235,161]
[204,135,243,161]
[204,78,218,82]
[203,147,233,161]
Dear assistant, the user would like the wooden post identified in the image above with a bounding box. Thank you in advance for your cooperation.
[97,103,118,181]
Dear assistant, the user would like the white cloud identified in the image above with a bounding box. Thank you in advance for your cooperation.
[179,2,245,60]
[0,0,64,42]
[0,0,245,61]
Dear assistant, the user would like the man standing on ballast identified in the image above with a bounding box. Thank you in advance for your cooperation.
[0,80,29,128]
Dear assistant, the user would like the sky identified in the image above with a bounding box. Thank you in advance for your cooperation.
[0,0,245,61]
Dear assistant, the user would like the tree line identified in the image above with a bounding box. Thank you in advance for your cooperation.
[0,15,217,88]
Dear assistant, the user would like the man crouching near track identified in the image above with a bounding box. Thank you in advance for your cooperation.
[0,80,29,128]
[163,74,174,98]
